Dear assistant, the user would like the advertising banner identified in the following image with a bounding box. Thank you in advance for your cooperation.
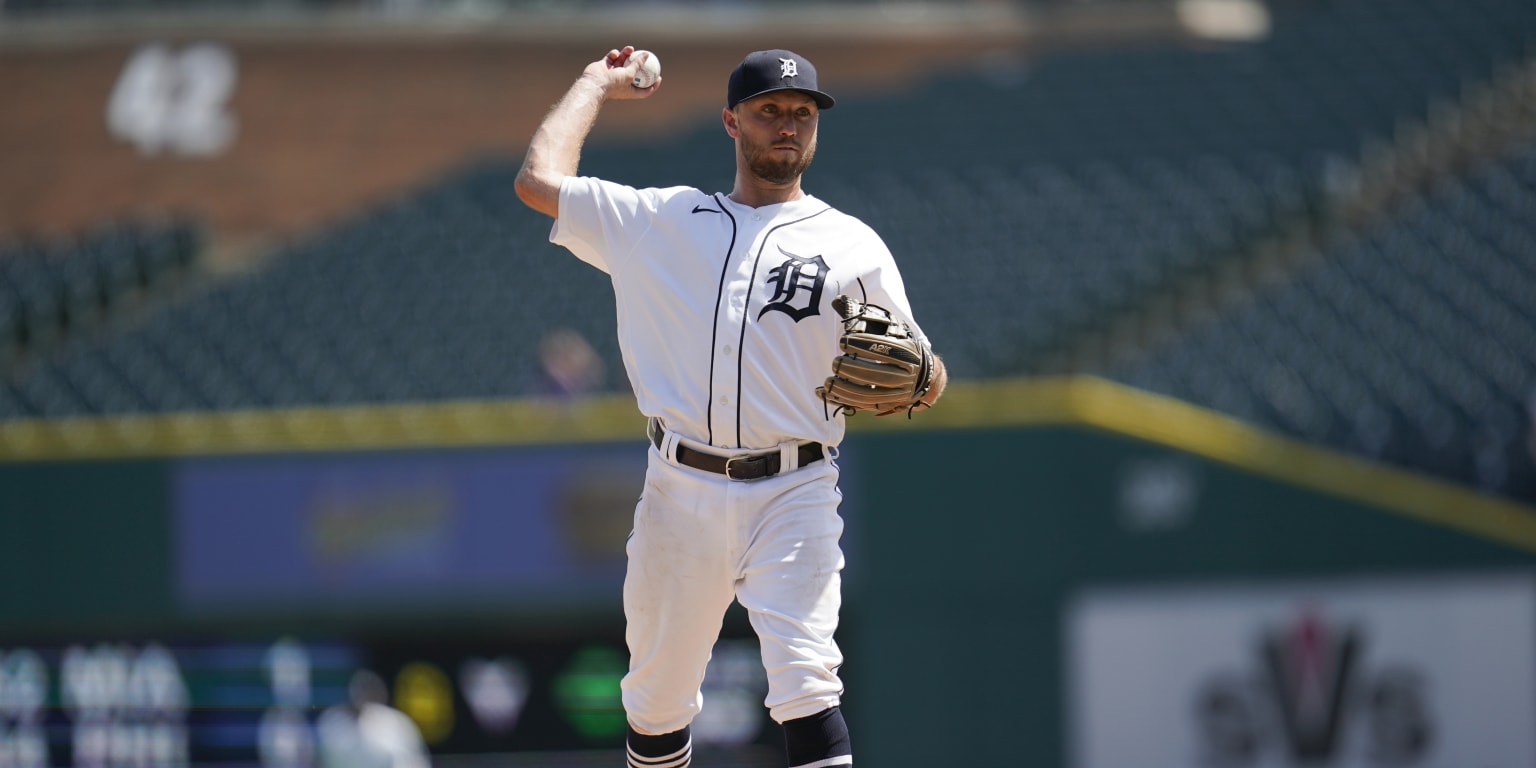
[173,443,645,615]
[1067,572,1536,768]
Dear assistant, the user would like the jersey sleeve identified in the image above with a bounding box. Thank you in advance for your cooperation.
[549,176,663,274]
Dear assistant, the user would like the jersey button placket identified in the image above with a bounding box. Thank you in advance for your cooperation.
[713,216,764,447]
[712,274,747,445]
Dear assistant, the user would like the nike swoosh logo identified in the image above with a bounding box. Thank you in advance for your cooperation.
[692,205,720,214]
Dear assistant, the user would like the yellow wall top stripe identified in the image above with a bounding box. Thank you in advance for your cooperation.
[0,395,648,459]
[3,376,1533,550]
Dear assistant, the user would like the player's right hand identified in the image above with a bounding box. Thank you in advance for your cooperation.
[582,45,660,100]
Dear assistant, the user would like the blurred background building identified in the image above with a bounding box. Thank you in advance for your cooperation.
[1,0,1534,766]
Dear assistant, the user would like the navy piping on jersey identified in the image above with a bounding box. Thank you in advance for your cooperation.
[735,205,834,449]
[705,192,738,447]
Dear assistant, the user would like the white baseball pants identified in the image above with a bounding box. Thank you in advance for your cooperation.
[622,438,847,735]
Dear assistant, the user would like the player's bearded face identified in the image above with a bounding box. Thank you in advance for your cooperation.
[734,97,819,185]
[741,129,817,184]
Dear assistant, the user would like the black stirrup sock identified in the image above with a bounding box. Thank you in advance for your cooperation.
[626,723,692,768]
[783,706,852,767]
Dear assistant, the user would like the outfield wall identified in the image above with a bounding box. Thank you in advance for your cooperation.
[2,377,1533,766]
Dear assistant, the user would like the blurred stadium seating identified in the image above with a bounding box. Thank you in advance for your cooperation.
[1109,141,1536,499]
[2,0,1535,506]
[0,162,620,418]
[0,218,200,378]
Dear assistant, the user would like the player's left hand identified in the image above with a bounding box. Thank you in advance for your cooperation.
[816,295,936,417]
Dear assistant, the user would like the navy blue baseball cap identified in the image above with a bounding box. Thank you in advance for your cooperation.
[727,49,836,110]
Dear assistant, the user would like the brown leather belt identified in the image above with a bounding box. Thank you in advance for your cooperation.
[649,424,824,481]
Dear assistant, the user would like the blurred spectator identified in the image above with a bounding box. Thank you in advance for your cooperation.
[316,670,431,768]
[539,327,605,399]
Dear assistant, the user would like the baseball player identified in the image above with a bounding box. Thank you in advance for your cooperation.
[515,46,946,768]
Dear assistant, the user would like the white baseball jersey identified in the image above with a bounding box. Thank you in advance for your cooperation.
[551,176,925,450]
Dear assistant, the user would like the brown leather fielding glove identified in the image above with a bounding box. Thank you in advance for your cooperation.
[816,295,935,417]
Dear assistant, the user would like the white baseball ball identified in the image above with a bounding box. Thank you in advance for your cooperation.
[632,50,661,89]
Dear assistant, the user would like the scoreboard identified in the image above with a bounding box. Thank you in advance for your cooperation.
[0,628,783,767]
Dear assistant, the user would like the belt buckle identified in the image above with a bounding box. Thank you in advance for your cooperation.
[724,453,764,481]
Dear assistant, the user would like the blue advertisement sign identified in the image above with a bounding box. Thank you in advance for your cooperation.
[173,442,645,614]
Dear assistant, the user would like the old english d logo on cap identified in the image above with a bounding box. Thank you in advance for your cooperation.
[727,49,836,110]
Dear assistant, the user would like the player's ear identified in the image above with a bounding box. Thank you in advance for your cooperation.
[721,106,740,138]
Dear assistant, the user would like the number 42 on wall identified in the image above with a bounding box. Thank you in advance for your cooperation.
[106,41,239,158]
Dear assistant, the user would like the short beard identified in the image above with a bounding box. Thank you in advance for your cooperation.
[742,136,816,185]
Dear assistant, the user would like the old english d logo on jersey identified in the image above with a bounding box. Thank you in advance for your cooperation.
[758,246,826,322]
